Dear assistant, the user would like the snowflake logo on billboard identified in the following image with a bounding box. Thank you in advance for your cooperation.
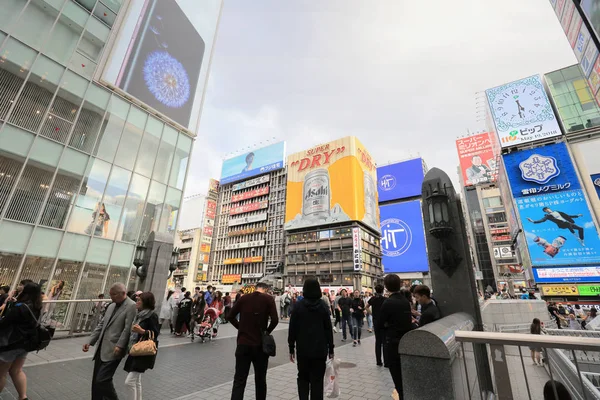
[518,154,560,185]
[379,175,396,192]
[381,218,412,257]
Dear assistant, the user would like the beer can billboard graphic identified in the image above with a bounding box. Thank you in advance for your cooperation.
[284,137,379,231]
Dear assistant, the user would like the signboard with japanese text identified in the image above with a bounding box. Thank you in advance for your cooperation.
[577,284,600,295]
[567,10,583,48]
[242,273,263,279]
[503,142,580,198]
[223,256,263,265]
[231,186,269,203]
[560,0,576,32]
[516,189,600,266]
[456,133,498,186]
[220,142,285,185]
[352,227,362,271]
[200,244,211,253]
[228,226,267,237]
[581,42,599,77]
[533,266,600,283]
[222,274,241,284]
[224,240,265,250]
[228,213,268,227]
[203,226,213,236]
[486,75,562,148]
[588,58,600,96]
[575,24,592,62]
[493,246,513,259]
[232,175,270,192]
[554,0,567,18]
[229,200,268,216]
[540,285,579,296]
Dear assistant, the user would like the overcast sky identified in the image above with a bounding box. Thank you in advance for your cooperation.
[183,0,576,197]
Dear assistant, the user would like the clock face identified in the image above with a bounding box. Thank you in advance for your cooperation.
[490,83,548,130]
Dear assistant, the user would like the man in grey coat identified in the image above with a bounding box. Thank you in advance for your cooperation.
[83,282,136,400]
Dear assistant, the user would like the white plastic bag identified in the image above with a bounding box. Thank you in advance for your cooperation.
[324,358,341,398]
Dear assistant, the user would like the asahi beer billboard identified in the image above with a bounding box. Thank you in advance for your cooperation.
[284,136,379,231]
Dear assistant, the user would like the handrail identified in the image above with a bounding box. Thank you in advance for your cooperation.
[455,330,600,351]
[41,299,112,304]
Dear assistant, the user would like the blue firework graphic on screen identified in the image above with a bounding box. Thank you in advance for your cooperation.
[143,50,190,108]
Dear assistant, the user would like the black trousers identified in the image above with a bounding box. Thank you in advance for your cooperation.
[334,309,341,328]
[297,357,326,400]
[176,312,190,333]
[92,355,121,400]
[374,323,384,365]
[384,338,403,396]
[231,344,269,400]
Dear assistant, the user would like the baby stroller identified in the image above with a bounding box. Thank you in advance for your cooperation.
[192,307,221,342]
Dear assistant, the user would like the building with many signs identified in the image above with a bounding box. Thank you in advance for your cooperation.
[283,136,383,292]
[209,142,287,289]
[376,158,430,287]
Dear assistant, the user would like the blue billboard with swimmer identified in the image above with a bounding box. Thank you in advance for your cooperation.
[220,142,286,185]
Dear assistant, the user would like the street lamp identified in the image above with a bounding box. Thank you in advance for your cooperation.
[425,182,462,276]
[168,247,179,278]
[134,242,147,278]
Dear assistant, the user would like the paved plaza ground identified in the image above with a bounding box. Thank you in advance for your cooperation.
[1,323,395,400]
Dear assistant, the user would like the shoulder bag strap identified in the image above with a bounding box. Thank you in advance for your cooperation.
[22,304,40,327]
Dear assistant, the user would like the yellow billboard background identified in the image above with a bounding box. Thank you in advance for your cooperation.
[285,136,379,231]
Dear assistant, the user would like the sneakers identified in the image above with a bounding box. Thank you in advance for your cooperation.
[358,340,361,345]
[333,326,338,333]
[353,341,357,347]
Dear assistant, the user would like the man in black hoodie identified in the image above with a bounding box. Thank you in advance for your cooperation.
[377,274,413,398]
[288,278,334,400]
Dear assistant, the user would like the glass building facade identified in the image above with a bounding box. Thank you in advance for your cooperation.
[545,65,600,133]
[0,0,193,299]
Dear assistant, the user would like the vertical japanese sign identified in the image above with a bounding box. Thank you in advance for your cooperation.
[456,133,498,186]
[352,227,362,271]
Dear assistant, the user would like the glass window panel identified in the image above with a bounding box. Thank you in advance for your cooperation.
[29,136,63,167]
[50,259,82,299]
[78,16,109,62]
[152,126,177,183]
[70,84,110,153]
[0,253,23,287]
[114,107,146,170]
[59,232,89,261]
[41,70,88,143]
[28,227,63,258]
[67,158,110,235]
[0,38,38,122]
[0,0,29,34]
[0,221,32,254]
[159,187,181,234]
[100,166,131,240]
[169,133,192,189]
[0,153,25,215]
[93,2,116,27]
[86,237,112,264]
[5,160,55,224]
[18,256,54,288]
[9,55,64,133]
[69,51,96,80]
[11,0,61,51]
[134,116,162,177]
[75,0,96,12]
[40,151,85,229]
[76,262,107,299]
[44,0,88,65]
[109,242,134,267]
[94,95,129,162]
[105,265,131,295]
[101,0,123,13]
[0,124,35,157]
[116,174,149,242]
[138,180,166,242]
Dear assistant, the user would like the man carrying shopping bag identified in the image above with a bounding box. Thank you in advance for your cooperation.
[288,278,334,400]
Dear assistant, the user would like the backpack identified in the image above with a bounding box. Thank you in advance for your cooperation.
[22,304,52,352]
[284,294,291,305]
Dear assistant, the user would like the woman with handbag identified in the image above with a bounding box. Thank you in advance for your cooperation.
[124,292,160,400]
[0,282,43,400]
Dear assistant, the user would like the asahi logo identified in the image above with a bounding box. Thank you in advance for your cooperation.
[305,185,328,200]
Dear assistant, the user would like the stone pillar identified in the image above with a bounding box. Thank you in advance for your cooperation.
[137,231,174,310]
[420,168,493,395]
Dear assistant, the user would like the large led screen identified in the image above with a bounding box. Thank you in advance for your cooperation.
[376,158,424,202]
[220,142,285,185]
[101,0,222,131]
[379,200,429,273]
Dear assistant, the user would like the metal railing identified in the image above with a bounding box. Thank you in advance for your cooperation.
[455,330,600,400]
[41,299,111,338]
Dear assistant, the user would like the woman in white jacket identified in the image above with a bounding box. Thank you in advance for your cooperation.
[159,290,174,333]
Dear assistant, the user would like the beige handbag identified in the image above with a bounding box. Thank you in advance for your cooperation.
[129,331,157,357]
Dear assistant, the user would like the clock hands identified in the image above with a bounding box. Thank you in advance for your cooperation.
[516,99,525,119]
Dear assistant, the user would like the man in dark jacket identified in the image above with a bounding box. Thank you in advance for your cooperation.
[413,285,441,327]
[288,278,334,400]
[367,284,386,366]
[377,275,413,398]
[336,289,353,341]
[228,282,278,400]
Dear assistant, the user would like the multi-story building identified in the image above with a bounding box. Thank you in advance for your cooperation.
[283,137,383,291]
[0,0,221,299]
[209,143,287,289]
